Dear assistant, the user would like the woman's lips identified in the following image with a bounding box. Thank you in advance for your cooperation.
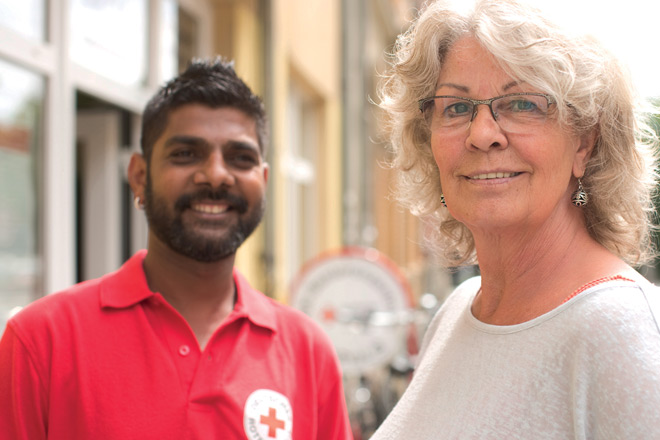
[468,171,521,180]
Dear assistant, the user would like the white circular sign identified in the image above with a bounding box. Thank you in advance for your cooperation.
[291,247,413,376]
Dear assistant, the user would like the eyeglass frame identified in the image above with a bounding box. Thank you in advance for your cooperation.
[417,92,556,130]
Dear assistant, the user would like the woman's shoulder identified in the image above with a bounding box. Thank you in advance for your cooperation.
[566,279,660,351]
[567,280,660,421]
[573,278,659,322]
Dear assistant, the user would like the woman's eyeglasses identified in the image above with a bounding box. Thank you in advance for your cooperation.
[418,93,555,134]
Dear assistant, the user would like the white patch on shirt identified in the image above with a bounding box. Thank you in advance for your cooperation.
[243,389,293,440]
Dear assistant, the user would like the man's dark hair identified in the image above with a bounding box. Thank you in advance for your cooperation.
[140,57,268,160]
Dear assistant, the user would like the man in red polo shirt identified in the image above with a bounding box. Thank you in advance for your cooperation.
[0,58,353,440]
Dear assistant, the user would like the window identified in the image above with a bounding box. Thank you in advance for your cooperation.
[0,0,46,41]
[70,0,148,87]
[0,59,44,330]
[159,0,178,81]
[177,6,199,74]
[286,81,320,281]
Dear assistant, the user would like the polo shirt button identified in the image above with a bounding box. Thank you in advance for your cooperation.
[179,345,191,356]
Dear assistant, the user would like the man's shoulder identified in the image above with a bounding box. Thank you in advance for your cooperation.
[8,276,105,333]
[3,277,110,360]
[13,252,146,325]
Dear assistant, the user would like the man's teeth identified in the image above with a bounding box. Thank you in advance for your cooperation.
[192,204,229,214]
[471,172,519,180]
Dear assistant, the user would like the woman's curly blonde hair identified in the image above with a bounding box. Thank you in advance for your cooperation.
[378,0,659,267]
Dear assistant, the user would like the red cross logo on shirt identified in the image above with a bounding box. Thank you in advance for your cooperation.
[260,407,285,438]
[244,389,292,440]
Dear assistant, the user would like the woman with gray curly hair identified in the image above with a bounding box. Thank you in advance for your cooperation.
[372,0,660,438]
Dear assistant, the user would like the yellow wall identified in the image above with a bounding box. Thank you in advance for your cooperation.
[271,0,343,302]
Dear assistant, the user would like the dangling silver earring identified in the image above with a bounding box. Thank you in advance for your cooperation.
[134,196,145,210]
[571,179,588,207]
[440,194,447,208]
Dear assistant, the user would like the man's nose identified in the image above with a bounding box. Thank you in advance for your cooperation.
[194,152,235,187]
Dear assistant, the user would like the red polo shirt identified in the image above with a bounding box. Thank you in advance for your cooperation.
[0,251,352,439]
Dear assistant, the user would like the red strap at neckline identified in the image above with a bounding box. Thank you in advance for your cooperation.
[562,275,635,304]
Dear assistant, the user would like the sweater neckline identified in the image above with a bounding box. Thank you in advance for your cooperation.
[464,276,637,334]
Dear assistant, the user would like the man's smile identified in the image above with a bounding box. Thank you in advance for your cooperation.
[191,202,231,214]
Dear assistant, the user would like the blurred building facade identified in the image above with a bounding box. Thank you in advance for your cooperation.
[0,0,456,333]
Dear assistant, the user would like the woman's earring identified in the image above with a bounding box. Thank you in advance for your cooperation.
[571,179,588,207]
[134,196,145,210]
[440,194,447,208]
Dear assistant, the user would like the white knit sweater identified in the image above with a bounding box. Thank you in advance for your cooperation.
[371,276,660,439]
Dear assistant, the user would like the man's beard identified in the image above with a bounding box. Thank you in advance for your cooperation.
[144,175,264,262]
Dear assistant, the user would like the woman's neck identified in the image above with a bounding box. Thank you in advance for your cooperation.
[471,223,631,325]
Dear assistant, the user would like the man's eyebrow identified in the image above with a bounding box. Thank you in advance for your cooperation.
[163,135,209,149]
[225,140,261,154]
[162,136,262,156]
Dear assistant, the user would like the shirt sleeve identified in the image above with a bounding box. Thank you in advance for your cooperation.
[0,323,48,440]
[311,324,354,440]
[316,370,353,440]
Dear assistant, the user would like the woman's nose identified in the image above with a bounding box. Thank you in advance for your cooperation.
[465,105,509,151]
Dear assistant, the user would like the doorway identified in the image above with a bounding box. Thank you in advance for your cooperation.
[75,93,146,282]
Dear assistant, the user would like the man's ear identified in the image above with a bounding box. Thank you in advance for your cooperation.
[127,153,147,200]
[262,162,269,183]
[572,128,598,178]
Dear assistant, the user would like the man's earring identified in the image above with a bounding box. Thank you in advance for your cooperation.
[440,194,447,208]
[134,196,145,210]
[571,179,588,207]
